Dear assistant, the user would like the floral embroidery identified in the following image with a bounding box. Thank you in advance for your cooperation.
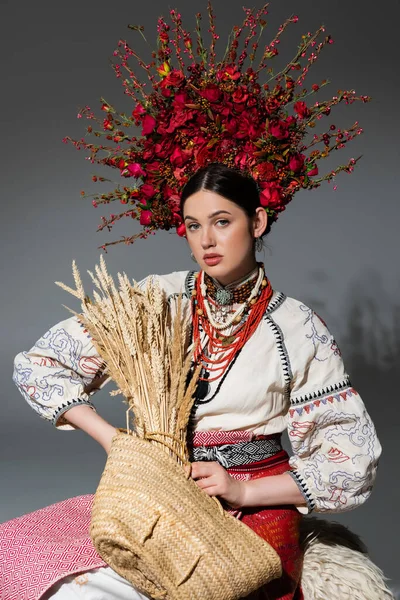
[288,420,316,440]
[299,305,343,362]
[327,447,350,463]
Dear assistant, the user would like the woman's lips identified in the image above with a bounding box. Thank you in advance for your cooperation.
[204,256,222,266]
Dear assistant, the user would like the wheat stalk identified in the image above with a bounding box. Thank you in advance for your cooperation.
[56,258,200,464]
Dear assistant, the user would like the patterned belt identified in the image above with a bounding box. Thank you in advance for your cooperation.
[189,435,283,469]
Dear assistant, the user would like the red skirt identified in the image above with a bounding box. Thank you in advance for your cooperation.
[0,431,303,600]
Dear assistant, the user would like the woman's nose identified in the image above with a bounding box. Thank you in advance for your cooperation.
[200,227,215,248]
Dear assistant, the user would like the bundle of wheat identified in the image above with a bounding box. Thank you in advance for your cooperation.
[56,257,282,600]
[57,257,197,463]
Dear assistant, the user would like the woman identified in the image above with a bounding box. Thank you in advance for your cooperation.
[7,163,382,600]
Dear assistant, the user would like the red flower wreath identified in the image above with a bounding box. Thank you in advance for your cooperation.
[64,2,370,250]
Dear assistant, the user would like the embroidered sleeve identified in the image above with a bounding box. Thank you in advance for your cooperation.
[286,306,382,514]
[12,315,109,430]
[11,274,159,430]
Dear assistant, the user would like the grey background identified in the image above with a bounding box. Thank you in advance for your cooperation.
[1,0,399,595]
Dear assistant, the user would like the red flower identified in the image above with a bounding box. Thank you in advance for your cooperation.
[307,165,319,176]
[256,161,276,181]
[165,109,194,134]
[235,108,261,140]
[217,64,241,82]
[294,101,310,119]
[139,210,152,226]
[176,222,187,237]
[234,142,256,169]
[132,103,145,120]
[121,163,146,178]
[286,78,295,90]
[167,194,181,212]
[142,115,156,135]
[159,31,169,45]
[268,120,289,140]
[196,141,217,167]
[265,97,282,114]
[232,86,249,104]
[140,184,156,199]
[260,182,283,209]
[289,154,305,172]
[103,119,114,131]
[200,84,221,103]
[146,161,161,173]
[154,139,174,158]
[173,91,189,107]
[226,118,238,135]
[160,69,185,89]
[170,146,192,168]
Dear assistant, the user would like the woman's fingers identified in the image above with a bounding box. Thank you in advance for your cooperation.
[191,461,221,480]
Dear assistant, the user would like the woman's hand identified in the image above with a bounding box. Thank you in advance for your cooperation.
[191,461,246,509]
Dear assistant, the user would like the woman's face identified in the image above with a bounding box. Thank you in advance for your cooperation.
[183,190,266,286]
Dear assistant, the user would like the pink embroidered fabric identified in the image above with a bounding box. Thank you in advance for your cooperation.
[0,495,106,600]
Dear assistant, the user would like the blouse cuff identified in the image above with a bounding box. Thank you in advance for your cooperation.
[51,399,97,430]
[288,470,316,514]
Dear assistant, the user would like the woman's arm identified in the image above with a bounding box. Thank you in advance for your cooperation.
[63,404,117,454]
[285,308,382,514]
[191,461,306,509]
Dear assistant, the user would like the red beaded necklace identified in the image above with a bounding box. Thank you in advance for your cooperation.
[191,268,273,383]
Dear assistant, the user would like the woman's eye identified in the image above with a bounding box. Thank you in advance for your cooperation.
[216,219,229,227]
[187,223,200,231]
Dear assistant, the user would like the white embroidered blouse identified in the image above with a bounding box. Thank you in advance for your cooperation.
[13,270,381,514]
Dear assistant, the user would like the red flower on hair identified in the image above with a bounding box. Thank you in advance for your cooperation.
[256,162,277,182]
[217,64,241,82]
[132,103,145,120]
[121,163,146,178]
[70,5,369,249]
[170,147,192,168]
[200,84,221,103]
[140,184,156,199]
[268,119,290,140]
[289,154,305,173]
[232,86,249,104]
[260,182,283,209]
[160,69,185,89]
[176,222,187,237]
[142,115,156,135]
[139,210,153,226]
[235,108,262,140]
[294,101,310,119]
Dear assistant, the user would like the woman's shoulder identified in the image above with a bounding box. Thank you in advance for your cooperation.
[268,290,333,340]
[265,289,312,321]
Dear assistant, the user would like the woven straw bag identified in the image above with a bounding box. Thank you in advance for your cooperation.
[90,430,282,600]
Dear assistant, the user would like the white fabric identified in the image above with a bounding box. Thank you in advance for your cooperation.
[42,566,148,599]
[13,269,381,513]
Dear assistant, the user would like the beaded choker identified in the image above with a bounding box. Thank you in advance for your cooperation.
[204,266,260,306]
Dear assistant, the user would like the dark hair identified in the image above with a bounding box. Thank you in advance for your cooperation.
[180,163,272,237]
